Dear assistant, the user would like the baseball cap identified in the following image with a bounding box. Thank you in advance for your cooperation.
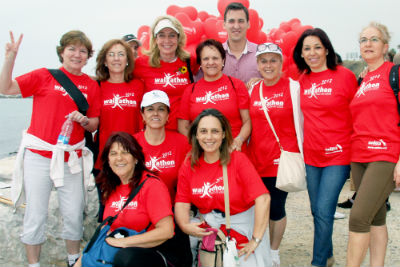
[141,90,170,108]
[256,43,283,58]
[154,19,179,36]
[122,34,142,46]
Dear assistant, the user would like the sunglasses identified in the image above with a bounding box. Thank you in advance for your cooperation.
[257,43,282,53]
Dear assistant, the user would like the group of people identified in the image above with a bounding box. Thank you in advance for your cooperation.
[1,2,399,267]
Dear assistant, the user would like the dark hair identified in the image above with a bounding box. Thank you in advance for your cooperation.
[196,39,226,66]
[56,30,93,63]
[96,132,152,203]
[224,2,249,22]
[188,109,233,168]
[96,39,134,82]
[293,28,337,74]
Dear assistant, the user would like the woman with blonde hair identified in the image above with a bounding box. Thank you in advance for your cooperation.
[134,15,196,131]
[346,22,400,267]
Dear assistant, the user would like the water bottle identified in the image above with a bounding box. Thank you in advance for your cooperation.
[57,117,74,145]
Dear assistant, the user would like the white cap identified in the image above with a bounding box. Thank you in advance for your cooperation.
[154,19,179,36]
[141,90,170,109]
[256,43,283,58]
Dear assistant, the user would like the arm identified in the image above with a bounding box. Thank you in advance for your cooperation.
[394,157,400,188]
[246,77,262,91]
[231,109,251,151]
[178,119,190,138]
[238,193,270,260]
[0,32,23,95]
[68,111,99,132]
[175,202,212,238]
[105,215,174,248]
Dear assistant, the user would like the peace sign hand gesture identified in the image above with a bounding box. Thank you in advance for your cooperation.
[5,31,23,60]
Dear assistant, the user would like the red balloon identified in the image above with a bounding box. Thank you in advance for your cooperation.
[247,9,261,42]
[137,25,150,52]
[198,11,210,22]
[259,18,264,29]
[279,22,291,33]
[217,0,250,17]
[175,12,204,45]
[257,31,267,44]
[204,17,227,43]
[167,5,198,21]
[288,18,301,26]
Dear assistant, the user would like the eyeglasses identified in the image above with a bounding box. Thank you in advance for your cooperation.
[359,36,382,44]
[107,52,126,58]
[257,43,282,53]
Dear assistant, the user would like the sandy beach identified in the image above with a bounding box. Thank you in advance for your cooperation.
[0,156,399,266]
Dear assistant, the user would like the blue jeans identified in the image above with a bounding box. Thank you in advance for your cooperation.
[305,164,350,267]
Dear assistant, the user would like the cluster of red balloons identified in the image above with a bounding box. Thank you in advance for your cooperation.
[136,0,313,79]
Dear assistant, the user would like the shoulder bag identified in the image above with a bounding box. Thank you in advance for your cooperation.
[81,176,151,267]
[259,81,307,192]
[198,165,240,267]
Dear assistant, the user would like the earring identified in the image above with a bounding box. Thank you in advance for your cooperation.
[301,55,304,58]
[126,63,129,66]
[105,63,108,67]
[326,51,329,55]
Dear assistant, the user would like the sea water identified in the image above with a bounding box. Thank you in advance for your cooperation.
[0,98,32,158]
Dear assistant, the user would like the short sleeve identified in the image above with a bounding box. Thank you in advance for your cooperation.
[15,68,46,98]
[233,77,250,109]
[177,84,194,120]
[144,178,173,225]
[175,159,192,203]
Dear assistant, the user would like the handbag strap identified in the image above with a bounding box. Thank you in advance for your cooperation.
[47,68,89,116]
[222,164,231,238]
[84,176,152,252]
[259,81,283,151]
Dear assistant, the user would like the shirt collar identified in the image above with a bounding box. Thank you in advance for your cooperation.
[224,40,250,55]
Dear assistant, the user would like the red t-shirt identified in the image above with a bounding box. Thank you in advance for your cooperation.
[247,78,299,177]
[103,174,173,232]
[176,151,268,215]
[177,74,250,138]
[299,66,357,167]
[350,62,400,163]
[94,80,144,169]
[15,67,101,159]
[134,131,190,204]
[134,56,193,131]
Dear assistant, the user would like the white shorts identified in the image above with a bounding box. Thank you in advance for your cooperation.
[20,150,84,245]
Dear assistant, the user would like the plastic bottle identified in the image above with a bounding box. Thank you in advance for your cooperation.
[57,117,74,145]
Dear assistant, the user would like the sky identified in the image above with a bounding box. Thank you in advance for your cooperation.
[1,0,399,77]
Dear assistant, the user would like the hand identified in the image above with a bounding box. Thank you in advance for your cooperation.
[68,111,89,127]
[394,161,400,188]
[105,237,124,248]
[230,136,244,152]
[358,66,368,79]
[246,77,262,90]
[5,31,23,60]
[238,239,258,260]
[183,221,214,238]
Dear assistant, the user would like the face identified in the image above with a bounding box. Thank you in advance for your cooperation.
[61,42,89,74]
[156,27,179,58]
[141,102,169,129]
[359,27,388,63]
[196,115,225,155]
[301,36,328,73]
[257,53,282,84]
[105,44,128,75]
[224,10,249,42]
[128,41,139,59]
[200,46,224,80]
[108,142,136,183]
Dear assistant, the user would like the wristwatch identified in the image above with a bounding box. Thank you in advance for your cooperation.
[252,235,262,244]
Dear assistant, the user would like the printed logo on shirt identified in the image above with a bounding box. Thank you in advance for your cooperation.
[103,93,138,110]
[110,195,138,212]
[195,86,230,104]
[253,92,284,111]
[154,73,189,88]
[355,81,380,98]
[145,151,175,172]
[325,144,343,155]
[367,139,387,150]
[303,79,333,99]
[54,85,88,99]
[192,177,224,198]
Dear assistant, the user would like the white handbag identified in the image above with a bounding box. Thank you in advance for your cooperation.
[222,165,240,267]
[259,81,306,192]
